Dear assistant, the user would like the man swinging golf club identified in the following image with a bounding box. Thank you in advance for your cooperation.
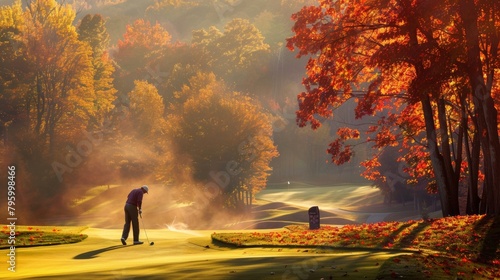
[121,185,149,245]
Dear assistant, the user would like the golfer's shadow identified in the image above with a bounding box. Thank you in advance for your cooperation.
[73,245,126,259]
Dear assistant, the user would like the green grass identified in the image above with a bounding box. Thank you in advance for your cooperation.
[212,215,500,279]
[0,225,88,248]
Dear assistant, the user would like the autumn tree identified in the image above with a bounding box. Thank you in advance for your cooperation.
[0,0,117,212]
[287,0,500,216]
[128,80,166,140]
[21,0,95,153]
[252,10,289,49]
[126,18,272,110]
[154,43,202,106]
[113,19,172,96]
[0,0,97,166]
[166,72,278,211]
[104,80,169,181]
[77,14,109,59]
[0,1,25,147]
[457,0,500,215]
[146,0,201,15]
[192,18,270,91]
[77,14,116,127]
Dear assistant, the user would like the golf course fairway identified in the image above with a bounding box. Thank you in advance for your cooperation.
[3,227,411,279]
[1,184,427,279]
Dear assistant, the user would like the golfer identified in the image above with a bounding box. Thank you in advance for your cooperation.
[121,185,149,245]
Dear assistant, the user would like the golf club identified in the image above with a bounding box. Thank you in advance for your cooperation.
[139,213,154,246]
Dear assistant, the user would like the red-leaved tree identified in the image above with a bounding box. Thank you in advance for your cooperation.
[287,0,500,216]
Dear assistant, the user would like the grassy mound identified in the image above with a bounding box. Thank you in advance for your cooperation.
[0,225,88,248]
[212,215,500,279]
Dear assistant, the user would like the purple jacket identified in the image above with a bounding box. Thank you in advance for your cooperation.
[126,188,144,209]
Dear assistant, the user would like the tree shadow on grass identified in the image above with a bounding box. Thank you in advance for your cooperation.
[476,215,500,264]
[73,245,126,259]
[380,222,414,248]
[396,220,430,248]
[22,255,388,280]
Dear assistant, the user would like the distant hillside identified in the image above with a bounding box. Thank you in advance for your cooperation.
[61,0,293,45]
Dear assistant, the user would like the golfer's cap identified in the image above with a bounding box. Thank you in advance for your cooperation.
[141,185,149,194]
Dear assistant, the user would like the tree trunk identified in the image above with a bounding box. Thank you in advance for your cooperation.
[249,186,253,211]
[465,130,481,214]
[405,8,453,217]
[437,98,460,215]
[421,96,451,217]
[459,0,500,215]
[462,85,481,215]
[35,74,44,136]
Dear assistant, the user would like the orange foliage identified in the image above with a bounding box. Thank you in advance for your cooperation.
[287,0,500,210]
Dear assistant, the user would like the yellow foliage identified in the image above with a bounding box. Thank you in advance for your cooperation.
[167,73,278,200]
[128,80,165,138]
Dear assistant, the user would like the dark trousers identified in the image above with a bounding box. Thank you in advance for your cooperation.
[121,203,140,241]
